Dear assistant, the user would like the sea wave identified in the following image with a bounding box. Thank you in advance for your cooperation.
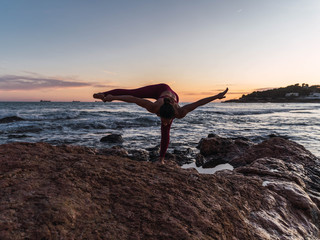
[113,118,159,128]
[9,125,43,134]
[0,102,319,157]
[66,121,109,130]
[204,108,300,116]
[25,111,81,121]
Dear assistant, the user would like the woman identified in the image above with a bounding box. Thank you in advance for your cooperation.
[93,83,228,164]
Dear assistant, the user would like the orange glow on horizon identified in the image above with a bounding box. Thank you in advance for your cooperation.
[0,85,249,103]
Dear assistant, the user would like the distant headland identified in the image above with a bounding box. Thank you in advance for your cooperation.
[226,83,320,103]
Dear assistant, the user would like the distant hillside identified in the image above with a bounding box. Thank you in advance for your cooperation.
[227,83,320,102]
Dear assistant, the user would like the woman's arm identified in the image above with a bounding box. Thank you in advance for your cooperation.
[159,120,172,164]
[104,94,158,113]
[177,88,228,118]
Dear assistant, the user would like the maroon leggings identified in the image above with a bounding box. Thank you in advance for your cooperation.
[102,83,179,158]
[102,83,179,102]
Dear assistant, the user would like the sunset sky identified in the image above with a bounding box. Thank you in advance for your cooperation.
[1,0,319,102]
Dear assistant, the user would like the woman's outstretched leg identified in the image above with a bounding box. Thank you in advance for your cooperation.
[93,84,171,100]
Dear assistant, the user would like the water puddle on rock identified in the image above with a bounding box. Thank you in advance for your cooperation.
[182,162,234,174]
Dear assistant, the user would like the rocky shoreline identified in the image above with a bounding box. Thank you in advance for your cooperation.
[0,136,319,239]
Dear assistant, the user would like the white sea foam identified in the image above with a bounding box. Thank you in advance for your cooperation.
[262,181,273,187]
[182,162,234,174]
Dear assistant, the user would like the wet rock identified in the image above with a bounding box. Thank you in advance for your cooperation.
[100,134,124,143]
[197,135,253,167]
[230,137,319,167]
[146,146,160,162]
[196,153,227,168]
[162,152,186,166]
[233,155,320,239]
[173,147,192,155]
[172,147,194,166]
[195,153,204,167]
[0,116,24,124]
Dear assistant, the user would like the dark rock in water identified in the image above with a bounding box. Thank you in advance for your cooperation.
[173,147,192,155]
[197,135,253,168]
[0,116,24,124]
[207,133,219,138]
[146,146,160,154]
[268,133,289,139]
[100,134,124,143]
[196,153,226,168]
[172,147,194,166]
[0,139,319,239]
[173,154,194,166]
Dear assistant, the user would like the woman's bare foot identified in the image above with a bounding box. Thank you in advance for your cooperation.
[93,93,105,100]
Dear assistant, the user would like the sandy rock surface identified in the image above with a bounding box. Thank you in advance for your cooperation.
[0,138,319,239]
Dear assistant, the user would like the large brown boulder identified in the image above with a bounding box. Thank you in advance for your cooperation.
[0,140,319,239]
[230,136,319,167]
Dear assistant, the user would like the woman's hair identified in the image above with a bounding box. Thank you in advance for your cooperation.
[159,98,175,119]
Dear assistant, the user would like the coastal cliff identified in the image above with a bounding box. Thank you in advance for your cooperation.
[226,83,320,102]
[0,137,319,239]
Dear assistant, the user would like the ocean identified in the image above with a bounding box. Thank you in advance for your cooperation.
[0,102,319,158]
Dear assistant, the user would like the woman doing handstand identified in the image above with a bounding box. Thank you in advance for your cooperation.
[93,83,228,164]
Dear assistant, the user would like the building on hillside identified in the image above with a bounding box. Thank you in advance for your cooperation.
[304,92,320,100]
[285,93,299,98]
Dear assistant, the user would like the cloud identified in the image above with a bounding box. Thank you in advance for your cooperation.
[182,90,249,96]
[93,84,118,88]
[102,70,117,75]
[0,75,91,91]
[182,91,217,96]
[228,91,249,95]
[254,87,276,92]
